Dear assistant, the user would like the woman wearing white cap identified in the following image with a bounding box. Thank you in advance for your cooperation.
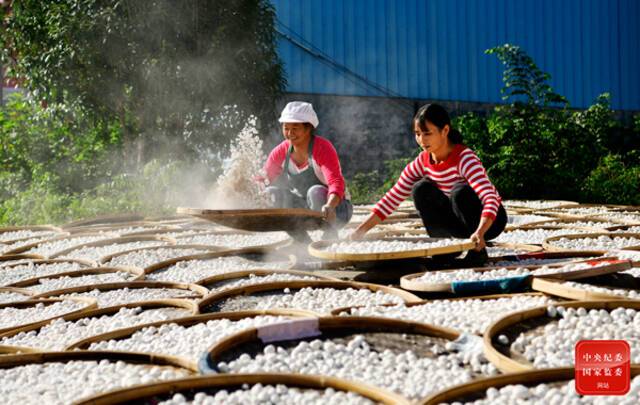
[262,101,353,229]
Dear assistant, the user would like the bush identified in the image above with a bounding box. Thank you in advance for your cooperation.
[583,154,640,205]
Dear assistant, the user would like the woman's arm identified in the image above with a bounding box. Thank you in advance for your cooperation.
[349,212,382,240]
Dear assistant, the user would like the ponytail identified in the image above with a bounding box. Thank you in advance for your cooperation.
[414,103,463,144]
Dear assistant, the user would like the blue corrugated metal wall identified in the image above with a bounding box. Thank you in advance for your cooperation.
[271,0,640,110]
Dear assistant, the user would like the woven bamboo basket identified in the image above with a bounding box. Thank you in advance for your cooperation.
[421,366,640,404]
[198,279,422,314]
[0,252,46,262]
[483,300,640,373]
[532,277,640,301]
[543,232,640,252]
[2,232,120,257]
[67,309,314,371]
[400,258,631,293]
[487,250,605,266]
[0,286,36,303]
[48,235,177,260]
[0,296,97,335]
[171,230,292,251]
[517,217,628,232]
[31,280,209,302]
[77,373,411,405]
[503,200,579,211]
[8,266,145,290]
[0,344,40,355]
[308,237,475,261]
[65,221,178,236]
[0,225,65,243]
[197,269,340,290]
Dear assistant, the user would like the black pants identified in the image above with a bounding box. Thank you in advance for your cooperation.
[412,180,507,240]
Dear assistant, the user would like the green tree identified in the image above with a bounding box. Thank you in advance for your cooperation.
[1,0,285,168]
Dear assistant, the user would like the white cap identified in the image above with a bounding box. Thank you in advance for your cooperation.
[278,101,319,128]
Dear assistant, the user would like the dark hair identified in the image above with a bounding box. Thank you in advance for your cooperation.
[413,103,463,144]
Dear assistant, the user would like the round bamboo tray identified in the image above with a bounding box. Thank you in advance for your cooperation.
[486,242,543,257]
[483,300,640,373]
[0,297,97,335]
[172,230,292,251]
[400,258,630,293]
[31,281,209,302]
[532,277,640,301]
[308,237,476,261]
[177,207,327,232]
[67,309,314,371]
[77,373,411,405]
[48,235,177,260]
[8,266,145,290]
[0,344,40,355]
[197,269,340,290]
[503,200,579,211]
[1,258,94,286]
[0,225,65,243]
[66,221,178,237]
[99,244,224,268]
[487,250,605,265]
[198,279,422,314]
[61,214,146,230]
[421,366,640,404]
[0,253,46,263]
[543,232,640,252]
[1,232,119,256]
[517,217,627,232]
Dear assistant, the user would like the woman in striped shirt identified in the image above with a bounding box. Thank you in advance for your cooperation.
[351,103,507,264]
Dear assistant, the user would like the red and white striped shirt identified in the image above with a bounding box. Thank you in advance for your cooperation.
[373,144,502,221]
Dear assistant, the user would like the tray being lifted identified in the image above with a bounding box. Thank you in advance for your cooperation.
[177,207,326,233]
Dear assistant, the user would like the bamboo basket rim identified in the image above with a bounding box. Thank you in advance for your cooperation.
[61,213,146,229]
[0,225,66,244]
[330,292,558,317]
[531,277,640,301]
[517,216,629,231]
[31,280,209,300]
[142,247,295,276]
[205,315,461,375]
[487,250,605,265]
[0,344,41,355]
[66,309,315,355]
[8,266,145,288]
[0,298,200,340]
[48,235,178,259]
[0,296,98,336]
[420,366,640,404]
[543,232,640,252]
[0,258,95,271]
[99,244,225,266]
[503,200,579,210]
[65,221,178,236]
[483,299,640,373]
[170,230,293,251]
[0,253,46,262]
[75,372,411,405]
[0,350,194,376]
[308,237,476,261]
[197,279,422,313]
[0,285,37,298]
[196,269,341,288]
[400,258,630,292]
[587,212,640,224]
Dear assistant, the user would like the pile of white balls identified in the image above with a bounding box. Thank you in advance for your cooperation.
[322,238,464,254]
[449,376,640,405]
[504,200,573,210]
[0,301,86,330]
[89,316,291,361]
[24,272,137,294]
[510,306,640,367]
[159,385,375,405]
[105,247,213,269]
[0,306,191,350]
[0,229,59,242]
[0,261,86,286]
[146,257,290,283]
[175,232,290,249]
[27,234,117,257]
[557,280,640,300]
[494,229,590,245]
[506,215,553,226]
[207,273,324,293]
[548,235,640,251]
[219,334,497,400]
[0,360,190,404]
[59,287,198,306]
[61,241,169,261]
[212,287,405,314]
[344,295,556,335]
[0,290,30,304]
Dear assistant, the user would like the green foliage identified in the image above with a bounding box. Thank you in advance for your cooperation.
[2,0,285,166]
[583,154,640,205]
[348,154,419,204]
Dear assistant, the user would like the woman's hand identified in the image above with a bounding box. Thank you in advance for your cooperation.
[469,230,486,251]
[321,204,337,224]
[348,213,382,240]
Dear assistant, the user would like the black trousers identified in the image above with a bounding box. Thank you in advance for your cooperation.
[412,180,507,240]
